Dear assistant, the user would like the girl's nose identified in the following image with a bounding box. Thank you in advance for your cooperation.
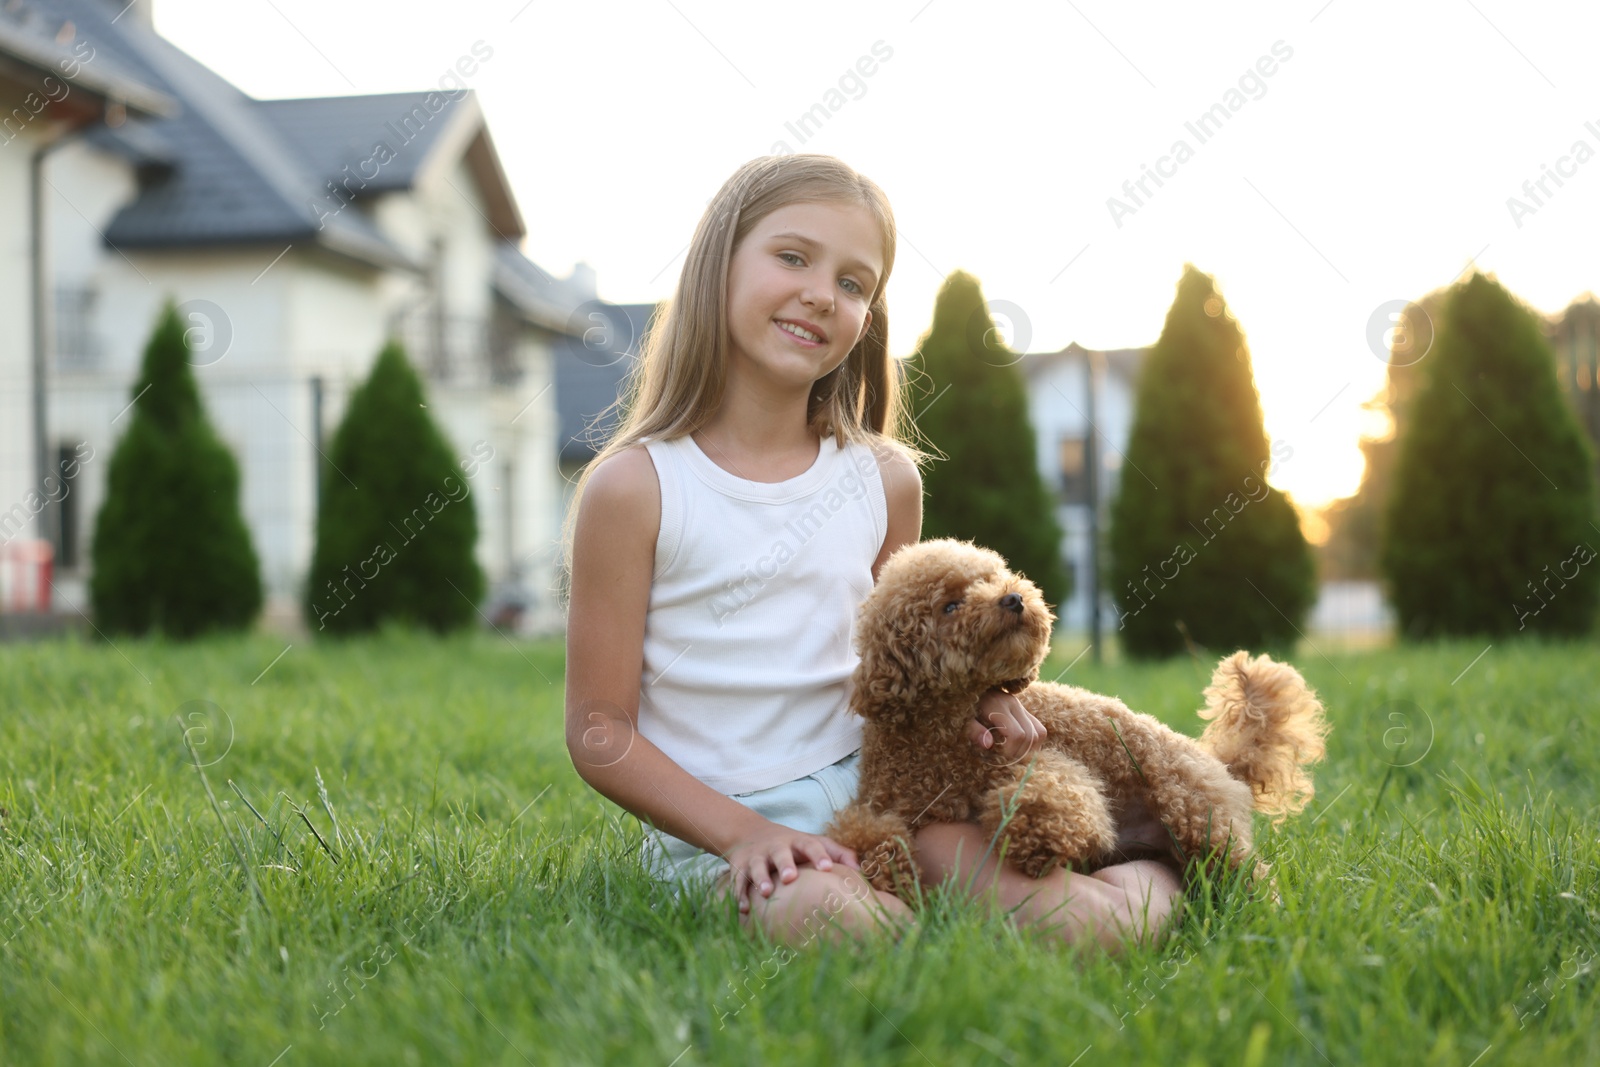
[800,282,834,313]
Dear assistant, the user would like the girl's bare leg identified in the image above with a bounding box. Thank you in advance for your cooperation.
[709,864,918,949]
[913,821,1184,954]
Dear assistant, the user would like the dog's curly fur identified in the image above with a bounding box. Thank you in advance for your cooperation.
[824,538,1331,898]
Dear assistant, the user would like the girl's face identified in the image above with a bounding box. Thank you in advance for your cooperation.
[725,199,883,395]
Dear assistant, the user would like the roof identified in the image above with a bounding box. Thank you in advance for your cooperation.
[253,93,465,196]
[10,0,524,273]
[0,3,174,118]
[254,92,523,238]
[83,116,177,166]
[7,0,607,351]
[494,243,594,334]
[555,303,660,465]
[1020,342,1146,386]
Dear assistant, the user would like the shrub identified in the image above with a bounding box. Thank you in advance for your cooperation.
[305,341,486,634]
[1108,264,1313,658]
[1381,272,1600,638]
[90,298,262,637]
[908,271,1070,610]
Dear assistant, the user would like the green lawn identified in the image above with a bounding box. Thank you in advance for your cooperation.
[2,630,1597,1065]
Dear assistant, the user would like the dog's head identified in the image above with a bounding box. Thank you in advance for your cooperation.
[851,538,1056,726]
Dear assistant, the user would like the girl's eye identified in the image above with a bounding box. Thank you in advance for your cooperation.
[777,252,864,296]
[943,600,961,615]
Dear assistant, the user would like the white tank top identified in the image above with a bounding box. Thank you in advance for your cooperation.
[637,430,887,795]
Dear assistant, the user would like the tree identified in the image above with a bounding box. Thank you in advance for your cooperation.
[305,340,486,634]
[1320,288,1448,580]
[1108,264,1314,658]
[1546,293,1600,488]
[90,298,262,636]
[907,271,1070,611]
[1381,272,1600,638]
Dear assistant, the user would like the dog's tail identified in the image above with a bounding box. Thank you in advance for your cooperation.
[1195,650,1330,824]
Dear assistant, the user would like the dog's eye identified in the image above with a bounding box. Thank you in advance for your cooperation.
[943,600,961,615]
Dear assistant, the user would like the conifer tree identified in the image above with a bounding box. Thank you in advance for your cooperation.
[1381,272,1600,637]
[1108,264,1313,658]
[908,271,1069,611]
[90,298,262,636]
[305,341,486,634]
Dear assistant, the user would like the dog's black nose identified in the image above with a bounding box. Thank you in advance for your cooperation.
[999,592,1023,614]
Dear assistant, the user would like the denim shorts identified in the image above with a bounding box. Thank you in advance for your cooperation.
[639,749,862,900]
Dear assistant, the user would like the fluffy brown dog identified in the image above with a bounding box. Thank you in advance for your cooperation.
[824,538,1330,898]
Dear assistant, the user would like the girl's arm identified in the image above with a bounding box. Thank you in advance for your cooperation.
[564,448,854,894]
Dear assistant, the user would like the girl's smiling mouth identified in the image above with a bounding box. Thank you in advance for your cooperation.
[775,319,827,346]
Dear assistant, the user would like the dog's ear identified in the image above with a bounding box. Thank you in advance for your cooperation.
[851,594,936,727]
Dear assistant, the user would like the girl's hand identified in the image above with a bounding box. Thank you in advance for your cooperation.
[722,823,859,914]
[968,687,1048,767]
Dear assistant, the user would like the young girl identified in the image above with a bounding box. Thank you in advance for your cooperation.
[559,154,1184,951]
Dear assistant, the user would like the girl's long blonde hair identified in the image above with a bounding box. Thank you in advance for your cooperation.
[555,153,932,610]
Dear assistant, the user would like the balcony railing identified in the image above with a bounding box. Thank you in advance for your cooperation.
[47,291,523,386]
[388,306,521,386]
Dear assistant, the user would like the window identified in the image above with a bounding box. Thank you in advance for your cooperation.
[1058,435,1089,504]
[54,286,101,371]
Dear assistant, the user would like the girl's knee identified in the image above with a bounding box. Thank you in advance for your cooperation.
[1085,860,1185,948]
[908,822,1181,952]
[744,867,914,947]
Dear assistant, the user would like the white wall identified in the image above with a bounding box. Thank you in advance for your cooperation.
[43,137,136,285]
[1024,353,1138,633]
[496,330,563,633]
[0,88,46,549]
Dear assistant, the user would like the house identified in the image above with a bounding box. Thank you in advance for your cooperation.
[1019,342,1146,634]
[6,0,600,635]
[553,300,660,516]
[0,0,172,625]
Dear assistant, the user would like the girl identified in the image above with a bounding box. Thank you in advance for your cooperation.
[559,154,1184,951]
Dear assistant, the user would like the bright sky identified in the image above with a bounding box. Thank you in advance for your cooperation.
[154,0,1600,510]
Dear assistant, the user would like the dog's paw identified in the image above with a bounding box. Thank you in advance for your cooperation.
[1062,826,1118,868]
[826,802,923,897]
[857,837,920,897]
[997,818,1112,879]
[979,767,1117,877]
